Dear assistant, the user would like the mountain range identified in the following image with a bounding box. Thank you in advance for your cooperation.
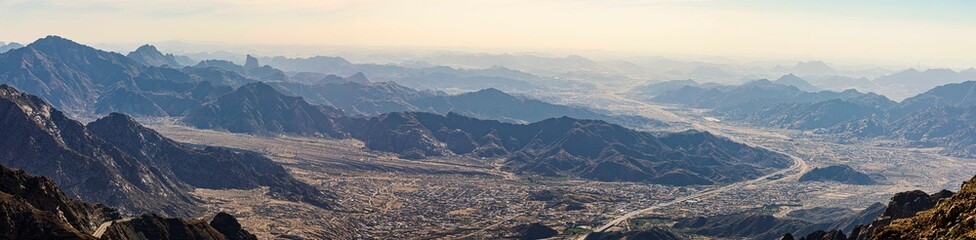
[350,112,788,185]
[260,55,568,93]
[0,41,23,53]
[179,83,790,185]
[272,80,667,128]
[644,78,976,157]
[0,84,331,216]
[0,36,660,132]
[0,36,256,115]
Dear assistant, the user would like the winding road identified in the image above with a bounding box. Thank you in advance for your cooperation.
[576,91,810,239]
[579,154,806,239]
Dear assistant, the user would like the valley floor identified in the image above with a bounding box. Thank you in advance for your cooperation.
[145,98,976,239]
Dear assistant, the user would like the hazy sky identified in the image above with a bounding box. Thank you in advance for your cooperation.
[2,0,975,65]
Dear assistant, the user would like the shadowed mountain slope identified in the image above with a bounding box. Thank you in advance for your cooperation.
[344,111,790,185]
[1,84,333,216]
[0,162,256,240]
[183,82,346,137]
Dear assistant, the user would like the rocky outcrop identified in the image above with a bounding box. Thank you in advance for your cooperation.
[1,162,255,240]
[788,182,958,240]
[126,44,183,68]
[512,222,558,240]
[210,212,258,240]
[0,164,117,239]
[799,165,877,185]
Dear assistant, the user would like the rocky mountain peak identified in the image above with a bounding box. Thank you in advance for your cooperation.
[244,54,259,69]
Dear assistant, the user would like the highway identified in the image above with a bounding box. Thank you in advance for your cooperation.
[579,154,806,239]
[577,92,810,239]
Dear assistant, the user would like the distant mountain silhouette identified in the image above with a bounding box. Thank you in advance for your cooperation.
[410,88,668,127]
[195,58,288,81]
[0,162,256,240]
[261,55,547,93]
[774,74,821,92]
[270,81,429,116]
[624,79,712,101]
[126,44,184,67]
[803,75,878,93]
[654,79,890,114]
[243,54,259,69]
[0,41,23,53]
[875,68,976,91]
[789,61,836,75]
[273,81,666,128]
[649,79,976,157]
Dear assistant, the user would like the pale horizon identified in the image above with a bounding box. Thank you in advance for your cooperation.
[2,0,975,68]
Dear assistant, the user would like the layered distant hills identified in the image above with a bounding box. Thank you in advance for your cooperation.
[0,41,23,53]
[0,36,790,187]
[182,82,790,185]
[0,84,332,216]
[0,36,661,130]
[636,78,976,157]
[271,81,666,128]
[260,56,553,93]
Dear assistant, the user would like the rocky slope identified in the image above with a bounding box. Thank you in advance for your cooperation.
[0,162,255,240]
[0,36,143,111]
[787,186,956,240]
[2,84,332,215]
[1,84,198,216]
[676,203,885,240]
[184,82,347,137]
[90,113,334,209]
[0,36,259,116]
